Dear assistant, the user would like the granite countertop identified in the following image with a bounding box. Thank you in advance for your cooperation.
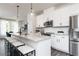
[5,37,25,47]
[5,37,18,43]
[12,33,50,42]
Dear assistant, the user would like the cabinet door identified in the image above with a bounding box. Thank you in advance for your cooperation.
[52,35,69,53]
[52,36,60,49]
[53,15,69,27]
[55,36,61,50]
[51,35,56,48]
[54,19,69,27]
[36,15,42,27]
[36,14,45,27]
[61,18,69,26]
[60,36,69,53]
[59,15,69,26]
[53,19,60,26]
[36,14,51,27]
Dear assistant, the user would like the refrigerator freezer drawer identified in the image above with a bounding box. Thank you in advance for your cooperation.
[70,41,79,56]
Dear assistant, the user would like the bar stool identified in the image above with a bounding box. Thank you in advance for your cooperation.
[11,41,25,48]
[5,37,18,43]
[5,37,18,56]
[11,41,25,56]
[17,45,35,56]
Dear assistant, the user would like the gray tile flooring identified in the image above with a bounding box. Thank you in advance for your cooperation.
[51,48,70,56]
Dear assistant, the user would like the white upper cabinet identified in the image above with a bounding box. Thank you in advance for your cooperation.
[53,12,69,27]
[36,14,48,27]
[36,6,71,27]
[36,14,44,27]
[36,15,43,27]
[44,7,70,27]
[36,12,54,27]
[53,18,69,27]
[36,13,69,27]
[36,7,54,27]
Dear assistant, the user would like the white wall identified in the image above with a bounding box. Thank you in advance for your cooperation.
[0,5,28,21]
[18,20,27,28]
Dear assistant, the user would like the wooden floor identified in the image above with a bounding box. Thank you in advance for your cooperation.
[51,48,70,56]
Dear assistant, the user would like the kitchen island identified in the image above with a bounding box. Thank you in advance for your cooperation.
[9,33,51,56]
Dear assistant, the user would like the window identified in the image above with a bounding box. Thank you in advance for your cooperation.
[0,20,18,36]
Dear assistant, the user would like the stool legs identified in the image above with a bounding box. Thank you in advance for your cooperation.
[34,50,36,56]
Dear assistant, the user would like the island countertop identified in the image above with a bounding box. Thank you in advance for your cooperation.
[6,33,51,56]
[11,33,50,42]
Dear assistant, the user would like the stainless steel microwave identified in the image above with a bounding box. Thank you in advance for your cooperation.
[44,20,53,27]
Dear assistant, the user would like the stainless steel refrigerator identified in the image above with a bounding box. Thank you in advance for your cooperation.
[70,15,79,56]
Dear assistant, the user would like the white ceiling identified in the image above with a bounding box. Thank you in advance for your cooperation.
[0,3,74,21]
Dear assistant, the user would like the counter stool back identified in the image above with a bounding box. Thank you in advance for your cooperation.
[17,45,35,56]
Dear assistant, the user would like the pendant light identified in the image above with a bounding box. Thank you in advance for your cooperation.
[30,3,34,15]
[17,5,19,19]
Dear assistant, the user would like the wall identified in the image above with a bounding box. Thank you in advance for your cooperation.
[18,19,27,28]
[0,4,28,21]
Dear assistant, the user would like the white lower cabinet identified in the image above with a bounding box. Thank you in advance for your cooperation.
[51,35,55,48]
[51,35,69,53]
[51,35,58,49]
[60,36,69,53]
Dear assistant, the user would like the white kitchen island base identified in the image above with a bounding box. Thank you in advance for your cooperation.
[11,34,51,56]
[35,39,51,56]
